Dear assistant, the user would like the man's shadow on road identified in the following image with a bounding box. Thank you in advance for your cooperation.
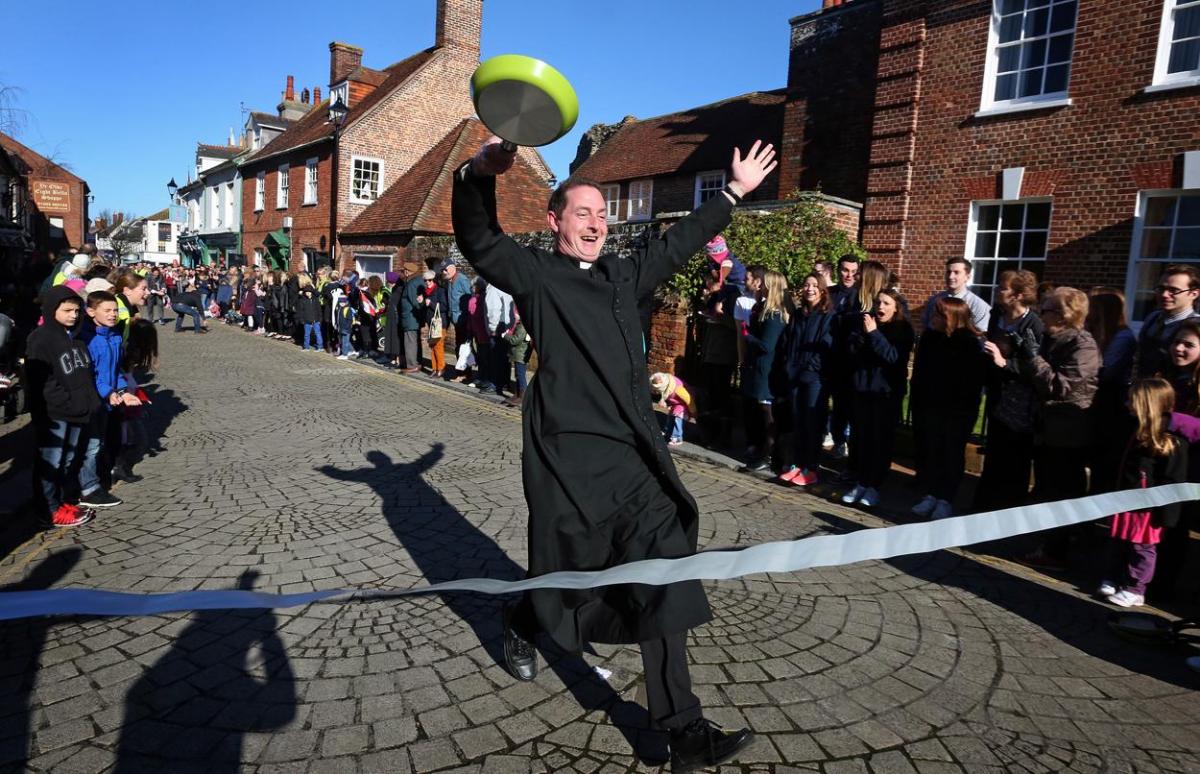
[320,445,668,763]
[114,570,297,773]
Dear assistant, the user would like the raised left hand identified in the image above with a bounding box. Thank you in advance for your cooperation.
[729,140,778,198]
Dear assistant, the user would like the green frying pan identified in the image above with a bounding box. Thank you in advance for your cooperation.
[471,54,579,150]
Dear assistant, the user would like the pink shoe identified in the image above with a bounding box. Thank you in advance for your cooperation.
[777,467,800,483]
[792,469,818,487]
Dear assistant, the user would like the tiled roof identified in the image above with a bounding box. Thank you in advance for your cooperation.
[146,208,170,221]
[572,90,786,183]
[244,47,439,167]
[345,66,389,87]
[0,131,86,185]
[250,111,294,129]
[341,118,550,237]
[197,143,241,160]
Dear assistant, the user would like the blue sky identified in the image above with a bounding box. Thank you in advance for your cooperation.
[2,0,819,219]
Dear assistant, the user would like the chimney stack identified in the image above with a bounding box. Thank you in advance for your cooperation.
[329,42,363,86]
[822,0,845,7]
[435,0,482,56]
[314,86,322,104]
[285,75,295,101]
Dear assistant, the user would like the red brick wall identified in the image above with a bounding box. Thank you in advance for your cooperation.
[862,0,1200,311]
[779,1,882,202]
[648,307,689,376]
[241,145,335,270]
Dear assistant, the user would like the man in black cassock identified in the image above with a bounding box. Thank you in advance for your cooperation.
[452,136,776,772]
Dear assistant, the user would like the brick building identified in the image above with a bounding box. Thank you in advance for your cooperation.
[238,0,551,276]
[809,0,1200,324]
[0,132,90,258]
[340,118,550,274]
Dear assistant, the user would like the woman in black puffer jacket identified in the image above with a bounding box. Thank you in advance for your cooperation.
[296,273,323,351]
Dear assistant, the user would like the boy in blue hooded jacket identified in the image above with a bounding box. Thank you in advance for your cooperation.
[82,290,141,509]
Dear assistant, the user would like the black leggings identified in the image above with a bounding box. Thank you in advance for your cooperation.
[743,397,776,461]
[913,406,976,502]
[848,392,902,489]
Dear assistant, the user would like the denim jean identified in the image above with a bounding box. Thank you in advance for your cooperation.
[659,413,684,442]
[341,331,352,355]
[80,411,105,497]
[33,417,89,516]
[513,362,527,394]
[303,322,324,350]
[173,302,203,332]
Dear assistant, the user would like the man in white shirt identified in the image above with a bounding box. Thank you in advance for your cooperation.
[921,257,991,332]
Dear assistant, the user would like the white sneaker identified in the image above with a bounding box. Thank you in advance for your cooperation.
[858,487,880,508]
[1097,580,1117,597]
[931,500,954,520]
[841,484,864,505]
[822,433,835,450]
[911,495,938,517]
[832,443,848,459]
[1107,590,1144,608]
[336,354,350,360]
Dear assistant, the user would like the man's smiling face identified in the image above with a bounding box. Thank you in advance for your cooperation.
[548,185,608,263]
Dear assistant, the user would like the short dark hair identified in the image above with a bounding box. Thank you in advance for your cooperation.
[548,176,604,217]
[945,257,972,273]
[837,253,860,268]
[86,290,117,309]
[1162,264,1200,290]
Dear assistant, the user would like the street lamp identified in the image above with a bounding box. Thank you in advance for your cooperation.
[167,177,178,200]
[329,96,348,125]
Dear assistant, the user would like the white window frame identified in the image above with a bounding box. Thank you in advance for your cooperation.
[601,184,620,222]
[978,0,1078,116]
[1125,189,1200,329]
[349,155,384,204]
[354,253,391,280]
[694,170,726,209]
[253,248,264,267]
[254,172,265,212]
[277,164,289,209]
[225,182,234,228]
[962,197,1053,306]
[628,179,653,222]
[210,186,221,228]
[252,126,262,150]
[1150,0,1200,90]
[304,157,319,205]
[330,82,350,109]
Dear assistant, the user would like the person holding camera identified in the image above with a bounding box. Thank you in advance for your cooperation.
[974,270,1044,512]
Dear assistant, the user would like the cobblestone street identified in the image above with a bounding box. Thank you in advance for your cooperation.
[1,325,1198,774]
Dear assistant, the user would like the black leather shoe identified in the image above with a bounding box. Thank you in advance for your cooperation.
[502,605,537,681]
[669,718,755,773]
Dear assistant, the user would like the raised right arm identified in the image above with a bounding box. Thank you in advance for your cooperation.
[451,163,541,297]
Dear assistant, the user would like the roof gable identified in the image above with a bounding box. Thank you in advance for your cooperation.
[0,131,85,185]
[342,118,549,237]
[244,47,439,167]
[572,90,786,184]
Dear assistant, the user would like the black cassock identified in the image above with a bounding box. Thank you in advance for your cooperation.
[452,163,734,651]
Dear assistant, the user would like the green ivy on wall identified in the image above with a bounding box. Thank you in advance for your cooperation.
[658,192,864,310]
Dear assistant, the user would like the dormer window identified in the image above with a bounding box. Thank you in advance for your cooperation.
[252,127,262,150]
[330,82,350,109]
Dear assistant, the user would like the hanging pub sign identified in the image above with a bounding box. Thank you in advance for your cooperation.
[31,181,71,214]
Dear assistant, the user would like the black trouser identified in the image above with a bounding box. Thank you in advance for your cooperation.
[641,634,702,730]
[1032,445,1089,560]
[490,334,510,392]
[913,407,975,502]
[790,378,827,472]
[848,392,902,489]
[98,408,124,490]
[973,419,1034,512]
[829,370,852,446]
[742,397,775,462]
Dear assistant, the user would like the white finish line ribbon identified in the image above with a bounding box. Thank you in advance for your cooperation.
[1,483,1196,622]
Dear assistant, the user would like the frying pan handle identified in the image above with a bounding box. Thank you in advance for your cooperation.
[500,140,518,152]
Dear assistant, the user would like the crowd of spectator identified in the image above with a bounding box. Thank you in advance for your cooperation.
[680,242,1199,610]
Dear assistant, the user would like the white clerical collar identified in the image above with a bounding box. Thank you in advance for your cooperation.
[578,261,590,270]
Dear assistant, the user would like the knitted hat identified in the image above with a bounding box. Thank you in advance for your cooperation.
[64,278,87,297]
[385,271,400,284]
[71,254,91,270]
[422,270,436,280]
[705,236,729,261]
[649,372,671,393]
[84,278,114,296]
